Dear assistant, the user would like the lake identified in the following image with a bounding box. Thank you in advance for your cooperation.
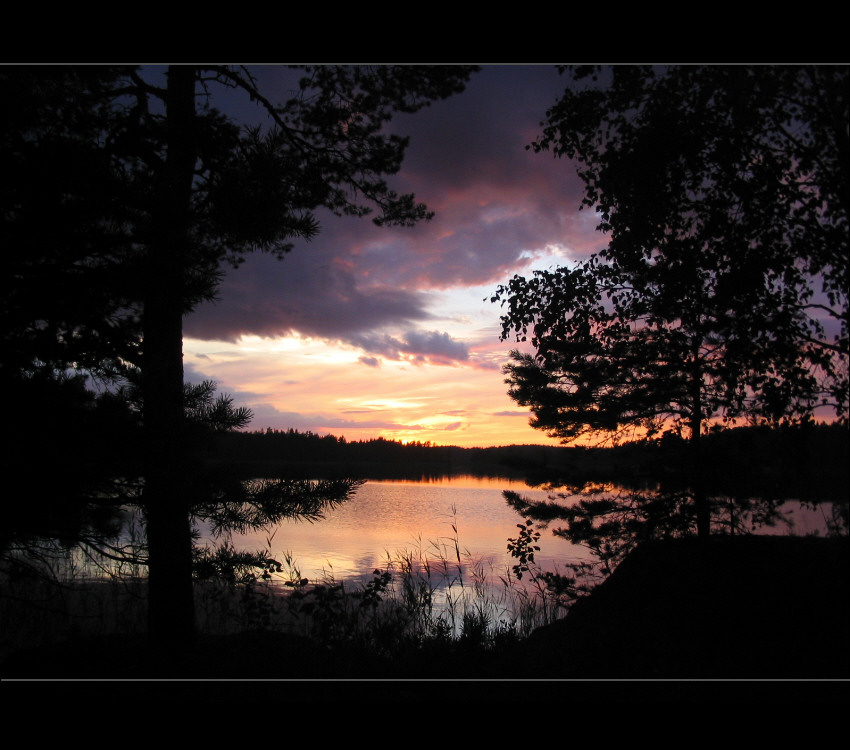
[25,472,835,643]
[204,475,835,592]
[212,475,590,590]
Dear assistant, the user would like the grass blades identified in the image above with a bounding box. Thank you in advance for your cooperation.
[1,513,585,664]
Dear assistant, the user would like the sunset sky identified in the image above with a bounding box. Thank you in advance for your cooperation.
[180,65,607,448]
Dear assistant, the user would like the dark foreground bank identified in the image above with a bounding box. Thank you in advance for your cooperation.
[3,535,847,686]
[511,534,849,679]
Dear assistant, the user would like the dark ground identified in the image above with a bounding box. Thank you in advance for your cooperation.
[3,535,848,702]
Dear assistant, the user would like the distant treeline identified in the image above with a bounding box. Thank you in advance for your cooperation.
[216,429,513,480]
[216,422,848,501]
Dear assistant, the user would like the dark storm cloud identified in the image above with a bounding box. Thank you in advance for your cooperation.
[184,243,433,342]
[391,66,570,188]
[185,65,593,348]
[351,329,470,365]
[344,65,595,290]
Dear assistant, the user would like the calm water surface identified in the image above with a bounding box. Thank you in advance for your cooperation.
[217,476,589,587]
[210,475,835,590]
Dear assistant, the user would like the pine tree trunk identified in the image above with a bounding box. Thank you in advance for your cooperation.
[689,368,710,541]
[143,66,197,644]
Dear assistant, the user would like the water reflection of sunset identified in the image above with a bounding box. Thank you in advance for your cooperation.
[216,477,585,587]
[210,475,838,594]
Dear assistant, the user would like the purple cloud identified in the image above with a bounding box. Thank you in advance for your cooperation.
[184,242,433,343]
[183,66,594,353]
[351,329,469,366]
[236,401,430,435]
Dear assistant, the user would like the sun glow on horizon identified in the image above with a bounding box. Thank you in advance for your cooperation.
[181,238,578,449]
[183,329,565,448]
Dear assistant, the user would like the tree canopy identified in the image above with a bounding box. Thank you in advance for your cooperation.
[493,64,848,540]
[495,65,848,441]
[2,65,477,378]
[2,64,478,641]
